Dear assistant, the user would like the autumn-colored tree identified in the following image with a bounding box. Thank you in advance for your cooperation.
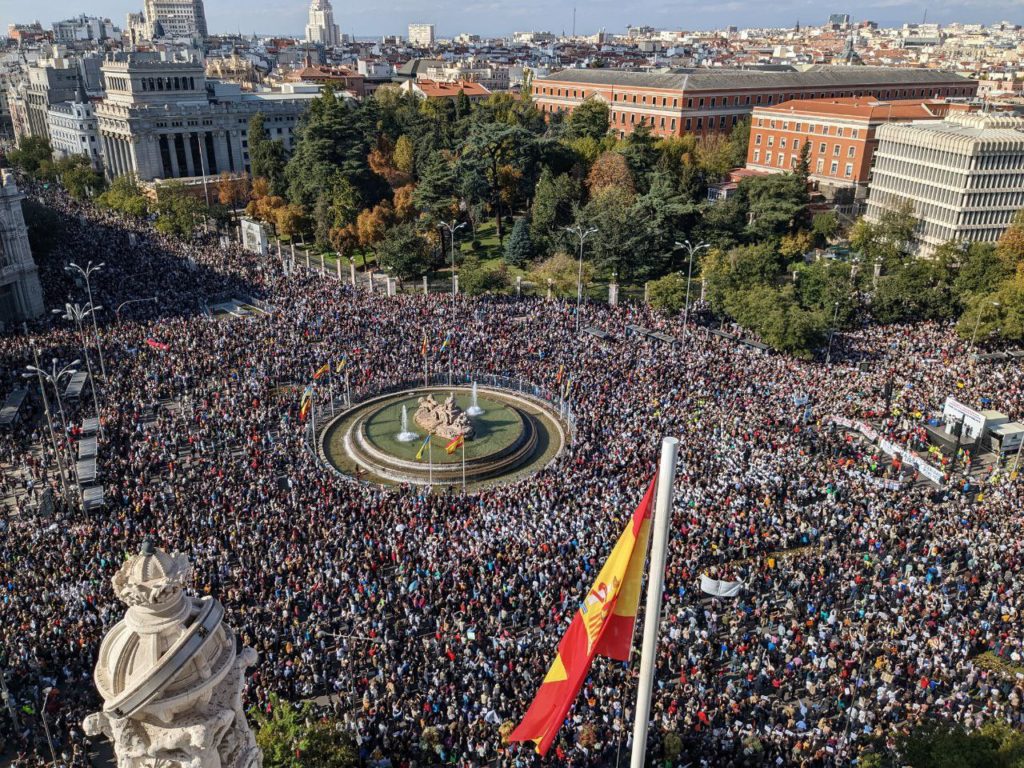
[217,172,251,226]
[393,184,416,221]
[779,230,813,260]
[586,152,635,196]
[368,136,410,188]
[275,203,307,240]
[328,223,358,260]
[393,135,415,175]
[497,164,524,209]
[996,210,1024,270]
[355,201,393,269]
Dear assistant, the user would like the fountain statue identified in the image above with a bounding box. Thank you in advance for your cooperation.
[465,381,484,417]
[396,404,418,442]
[414,393,475,440]
[84,542,262,768]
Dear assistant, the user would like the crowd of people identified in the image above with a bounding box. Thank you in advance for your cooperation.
[1,183,1023,768]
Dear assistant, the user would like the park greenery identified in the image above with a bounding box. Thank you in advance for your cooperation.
[9,88,1024,357]
[252,696,358,768]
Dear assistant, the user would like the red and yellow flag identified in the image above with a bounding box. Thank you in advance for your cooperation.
[445,434,465,455]
[313,363,330,380]
[509,477,656,756]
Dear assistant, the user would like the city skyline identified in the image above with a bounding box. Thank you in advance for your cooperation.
[5,0,1021,41]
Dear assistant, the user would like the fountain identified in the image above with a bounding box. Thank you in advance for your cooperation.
[396,404,418,442]
[466,381,485,416]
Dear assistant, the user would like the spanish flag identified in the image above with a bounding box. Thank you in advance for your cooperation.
[313,363,330,380]
[299,398,311,421]
[446,434,464,455]
[509,477,656,756]
[421,332,428,358]
[555,364,565,385]
[415,434,431,461]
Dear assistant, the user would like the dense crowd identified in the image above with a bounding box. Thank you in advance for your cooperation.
[1,185,1023,768]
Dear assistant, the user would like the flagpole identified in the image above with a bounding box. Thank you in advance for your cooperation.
[329,367,336,416]
[461,438,466,491]
[428,437,433,487]
[629,436,680,768]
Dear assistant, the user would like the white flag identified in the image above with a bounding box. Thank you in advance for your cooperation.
[700,574,744,598]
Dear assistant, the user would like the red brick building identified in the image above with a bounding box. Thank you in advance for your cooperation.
[745,97,958,197]
[533,66,977,139]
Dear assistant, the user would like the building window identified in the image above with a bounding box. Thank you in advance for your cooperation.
[819,142,826,153]
[833,144,840,156]
[765,151,772,164]
[816,158,824,173]
[845,163,853,177]
[767,136,774,147]
[685,118,691,130]
[848,146,856,158]
[755,133,762,145]
[753,149,760,162]
[830,161,839,175]
[780,138,787,149]
[778,154,785,167]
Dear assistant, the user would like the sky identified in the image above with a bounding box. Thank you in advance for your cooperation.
[7,0,1021,40]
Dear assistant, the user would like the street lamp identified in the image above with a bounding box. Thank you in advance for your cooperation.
[65,261,108,383]
[115,296,159,324]
[565,225,597,333]
[970,300,1000,350]
[24,351,80,504]
[53,302,104,438]
[674,240,710,335]
[438,220,466,314]
[825,301,841,366]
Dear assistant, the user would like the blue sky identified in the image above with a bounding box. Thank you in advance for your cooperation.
[7,0,1020,39]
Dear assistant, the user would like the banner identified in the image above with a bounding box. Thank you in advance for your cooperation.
[699,575,744,597]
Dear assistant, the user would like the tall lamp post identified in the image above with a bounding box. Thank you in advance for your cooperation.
[24,351,80,504]
[53,302,104,438]
[565,225,597,333]
[114,296,159,324]
[66,261,108,383]
[438,220,466,317]
[674,240,709,335]
[825,300,841,365]
[969,300,1000,351]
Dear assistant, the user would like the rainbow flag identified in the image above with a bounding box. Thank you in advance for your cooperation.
[299,398,311,421]
[313,363,330,380]
[300,385,313,408]
[510,477,656,755]
[446,434,465,455]
[415,434,431,461]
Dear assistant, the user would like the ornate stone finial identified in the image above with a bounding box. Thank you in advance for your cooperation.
[84,546,262,768]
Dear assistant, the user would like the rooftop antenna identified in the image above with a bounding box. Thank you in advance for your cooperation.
[572,7,576,37]
[922,7,928,23]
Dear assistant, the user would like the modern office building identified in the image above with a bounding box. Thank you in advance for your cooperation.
[533,66,977,139]
[745,97,954,198]
[305,0,341,47]
[865,112,1024,256]
[408,23,436,47]
[142,0,208,39]
[95,52,318,181]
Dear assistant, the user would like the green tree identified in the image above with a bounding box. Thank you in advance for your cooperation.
[460,253,510,295]
[96,174,149,218]
[742,172,809,241]
[899,719,1024,768]
[647,273,688,315]
[811,211,840,245]
[55,155,105,200]
[996,209,1024,270]
[727,284,826,358]
[313,173,360,249]
[565,99,610,141]
[505,215,534,266]
[7,136,54,178]
[248,113,287,195]
[412,151,458,222]
[461,121,536,241]
[850,201,917,270]
[254,696,358,768]
[872,257,956,324]
[530,252,594,297]
[393,134,415,175]
[376,221,435,278]
[530,170,580,254]
[619,123,659,190]
[951,241,1009,299]
[153,182,204,238]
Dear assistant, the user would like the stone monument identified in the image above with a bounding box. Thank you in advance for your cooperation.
[414,393,475,440]
[84,542,262,768]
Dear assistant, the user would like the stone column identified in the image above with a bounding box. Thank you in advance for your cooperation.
[167,134,181,178]
[182,133,196,177]
[608,282,619,307]
[422,275,428,295]
[229,130,245,173]
[351,261,357,286]
[214,131,231,174]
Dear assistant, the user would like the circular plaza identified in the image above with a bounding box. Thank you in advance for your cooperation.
[318,382,569,488]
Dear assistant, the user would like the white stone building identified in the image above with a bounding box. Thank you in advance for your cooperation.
[52,15,117,42]
[0,170,44,326]
[408,23,435,47]
[865,112,1024,256]
[142,0,208,39]
[305,0,340,47]
[96,51,318,181]
[47,85,103,170]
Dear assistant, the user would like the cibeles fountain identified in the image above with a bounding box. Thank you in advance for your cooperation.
[84,542,263,768]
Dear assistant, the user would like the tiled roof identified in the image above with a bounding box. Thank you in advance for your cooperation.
[538,65,974,93]
[755,96,951,121]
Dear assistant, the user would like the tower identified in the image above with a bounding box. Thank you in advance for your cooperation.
[84,543,262,768]
[305,0,340,47]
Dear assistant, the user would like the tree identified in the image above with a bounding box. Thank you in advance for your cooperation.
[460,253,510,295]
[742,173,809,241]
[996,210,1024,270]
[461,121,536,241]
[393,134,415,175]
[727,284,826,358]
[530,252,594,297]
[530,170,580,254]
[153,182,204,238]
[55,155,105,200]
[412,151,458,222]
[850,201,917,270]
[872,258,956,324]
[586,151,634,196]
[619,124,659,191]
[647,273,688,315]
[7,136,54,178]
[953,241,1011,300]
[275,203,307,240]
[565,100,610,141]
[96,174,149,218]
[355,202,393,267]
[392,183,416,221]
[504,215,533,266]
[811,211,840,245]
[312,174,360,248]
[248,113,287,195]
[375,221,434,278]
[778,231,813,261]
[899,719,1024,768]
[254,696,358,768]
